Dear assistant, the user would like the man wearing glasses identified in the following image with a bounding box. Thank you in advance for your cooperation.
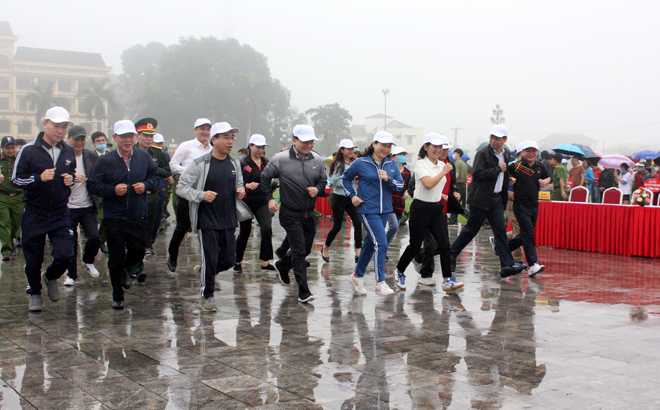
[176,122,245,312]
[261,125,327,303]
[88,120,159,310]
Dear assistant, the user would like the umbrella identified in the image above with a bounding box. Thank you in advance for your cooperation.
[476,142,511,152]
[631,150,660,160]
[600,154,634,169]
[553,144,585,158]
[572,144,598,159]
[461,153,470,161]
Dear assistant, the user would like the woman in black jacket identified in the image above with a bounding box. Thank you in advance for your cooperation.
[234,135,275,272]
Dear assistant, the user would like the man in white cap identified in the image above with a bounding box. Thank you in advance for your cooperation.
[505,141,550,277]
[449,125,524,278]
[261,124,327,303]
[11,106,77,311]
[176,122,245,312]
[167,118,213,272]
[87,120,160,309]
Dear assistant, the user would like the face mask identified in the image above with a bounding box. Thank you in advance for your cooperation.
[238,155,244,161]
[95,144,107,151]
[397,155,407,164]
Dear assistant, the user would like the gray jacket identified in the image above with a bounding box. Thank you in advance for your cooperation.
[261,146,327,212]
[176,152,244,233]
[331,161,356,196]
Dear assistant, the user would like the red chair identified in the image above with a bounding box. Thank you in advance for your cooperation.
[602,187,623,205]
[568,186,589,202]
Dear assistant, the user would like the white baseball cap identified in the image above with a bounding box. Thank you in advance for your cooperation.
[373,131,395,145]
[249,134,268,146]
[153,133,165,143]
[194,118,212,129]
[518,140,539,152]
[391,147,407,156]
[490,125,508,138]
[114,120,137,135]
[338,139,358,149]
[292,125,317,142]
[44,106,72,124]
[424,133,451,149]
[211,122,239,137]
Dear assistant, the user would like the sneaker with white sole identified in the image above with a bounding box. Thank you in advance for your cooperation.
[528,263,545,277]
[418,277,436,286]
[442,277,464,291]
[298,294,315,303]
[347,273,367,295]
[488,236,498,255]
[393,270,406,290]
[84,263,100,278]
[200,296,217,312]
[63,277,75,286]
[42,272,60,302]
[29,294,42,312]
[375,281,394,296]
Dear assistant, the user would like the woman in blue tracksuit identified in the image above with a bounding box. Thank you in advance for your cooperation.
[342,131,404,296]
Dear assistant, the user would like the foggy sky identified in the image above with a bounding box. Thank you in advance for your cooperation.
[6,0,660,152]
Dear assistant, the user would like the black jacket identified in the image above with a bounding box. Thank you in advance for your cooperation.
[12,132,76,217]
[80,148,100,210]
[241,155,270,206]
[468,145,511,210]
[87,149,159,221]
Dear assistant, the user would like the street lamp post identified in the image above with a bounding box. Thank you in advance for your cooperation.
[490,104,505,125]
[382,89,389,130]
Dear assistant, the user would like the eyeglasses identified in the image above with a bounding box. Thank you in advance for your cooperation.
[216,136,237,141]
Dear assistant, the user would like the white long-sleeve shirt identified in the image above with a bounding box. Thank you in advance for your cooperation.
[169,138,212,175]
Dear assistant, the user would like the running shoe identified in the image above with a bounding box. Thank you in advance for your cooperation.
[347,273,367,295]
[442,277,464,291]
[393,270,406,290]
[375,281,394,296]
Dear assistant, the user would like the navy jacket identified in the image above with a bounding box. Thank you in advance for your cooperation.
[87,149,159,221]
[12,132,76,217]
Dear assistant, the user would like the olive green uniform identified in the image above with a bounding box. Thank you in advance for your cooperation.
[0,155,23,256]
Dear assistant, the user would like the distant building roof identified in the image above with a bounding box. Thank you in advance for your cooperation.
[13,47,107,67]
[0,22,13,36]
[366,113,394,119]
[350,125,368,134]
[385,120,412,129]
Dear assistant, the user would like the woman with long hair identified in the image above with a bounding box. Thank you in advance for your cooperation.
[235,134,275,272]
[393,133,464,291]
[342,132,404,296]
[321,139,362,263]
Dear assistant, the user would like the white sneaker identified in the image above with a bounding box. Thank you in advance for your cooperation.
[528,263,545,277]
[84,263,100,278]
[63,277,75,286]
[347,273,367,295]
[393,270,406,290]
[418,277,436,286]
[375,281,394,296]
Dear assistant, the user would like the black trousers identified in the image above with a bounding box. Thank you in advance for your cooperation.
[168,196,190,260]
[508,202,540,266]
[417,231,438,278]
[67,206,100,280]
[449,182,467,223]
[235,201,273,262]
[199,228,235,298]
[396,200,451,278]
[324,193,362,249]
[278,206,315,299]
[104,218,149,302]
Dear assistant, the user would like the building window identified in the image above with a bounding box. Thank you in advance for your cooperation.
[37,78,54,89]
[58,79,72,92]
[406,135,414,145]
[19,96,29,110]
[0,97,8,110]
[18,121,31,134]
[78,80,90,93]
[16,77,32,90]
[0,77,8,90]
[0,120,9,133]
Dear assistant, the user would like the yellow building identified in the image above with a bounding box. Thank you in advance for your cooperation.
[0,21,111,140]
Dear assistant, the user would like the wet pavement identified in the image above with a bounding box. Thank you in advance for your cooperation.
[0,214,659,409]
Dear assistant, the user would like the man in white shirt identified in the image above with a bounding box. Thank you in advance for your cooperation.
[64,126,101,286]
[167,118,213,272]
[615,163,633,204]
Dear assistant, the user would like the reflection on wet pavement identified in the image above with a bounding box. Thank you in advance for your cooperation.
[0,216,659,409]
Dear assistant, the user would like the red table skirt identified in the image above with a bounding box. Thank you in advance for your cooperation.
[315,188,333,216]
[536,201,660,258]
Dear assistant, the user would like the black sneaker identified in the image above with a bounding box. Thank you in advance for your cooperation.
[121,274,131,290]
[499,265,524,278]
[275,260,290,285]
[112,300,124,310]
[234,262,243,272]
[167,257,177,273]
[450,256,457,272]
[100,243,109,254]
[136,271,147,283]
[261,264,276,271]
[298,293,315,303]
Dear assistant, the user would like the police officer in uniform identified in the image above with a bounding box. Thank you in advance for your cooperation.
[0,136,23,261]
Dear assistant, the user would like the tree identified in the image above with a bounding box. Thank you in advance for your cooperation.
[78,78,118,123]
[24,82,65,127]
[305,103,353,154]
[118,42,166,118]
